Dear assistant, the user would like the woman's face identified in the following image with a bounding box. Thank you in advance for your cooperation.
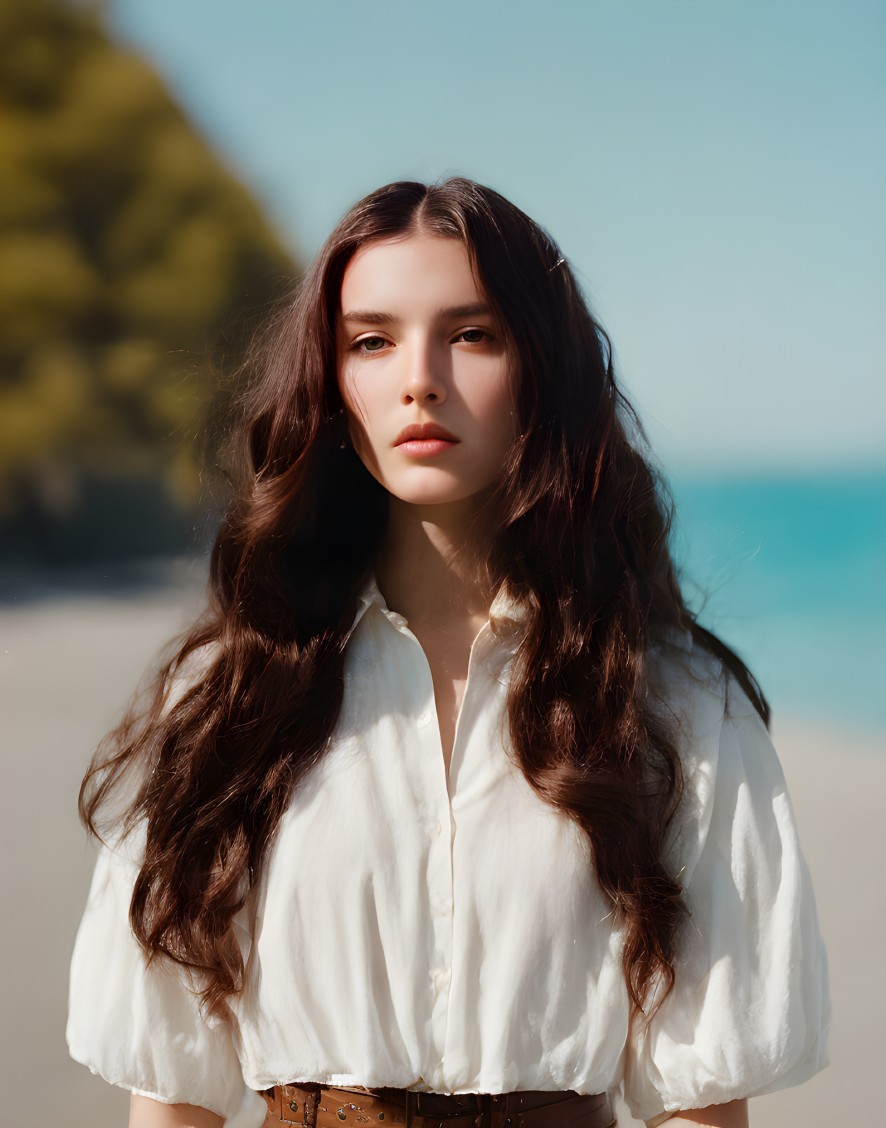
[336,233,517,515]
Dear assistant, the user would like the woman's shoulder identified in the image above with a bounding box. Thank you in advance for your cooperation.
[92,640,221,862]
[648,628,729,736]
[163,639,221,711]
[646,626,780,878]
[648,625,763,723]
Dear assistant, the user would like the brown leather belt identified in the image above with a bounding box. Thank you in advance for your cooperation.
[261,1083,615,1128]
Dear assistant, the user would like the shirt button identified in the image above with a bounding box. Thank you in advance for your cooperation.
[431,822,443,838]
[417,710,432,727]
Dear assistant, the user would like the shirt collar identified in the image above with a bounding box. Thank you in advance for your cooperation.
[351,573,528,637]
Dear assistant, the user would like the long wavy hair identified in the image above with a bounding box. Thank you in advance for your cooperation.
[80,177,768,1022]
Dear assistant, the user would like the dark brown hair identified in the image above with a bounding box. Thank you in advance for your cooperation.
[80,177,768,1020]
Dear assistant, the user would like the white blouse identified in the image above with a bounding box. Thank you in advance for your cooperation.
[67,577,829,1128]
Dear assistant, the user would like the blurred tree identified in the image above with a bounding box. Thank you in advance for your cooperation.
[0,0,297,562]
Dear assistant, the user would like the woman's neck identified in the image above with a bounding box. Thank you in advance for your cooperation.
[374,498,491,629]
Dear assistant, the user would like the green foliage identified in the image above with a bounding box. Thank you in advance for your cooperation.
[0,0,297,557]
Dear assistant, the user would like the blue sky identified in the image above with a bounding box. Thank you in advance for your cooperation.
[108,0,885,473]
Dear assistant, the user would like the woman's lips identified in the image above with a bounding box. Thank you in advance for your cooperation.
[394,422,458,442]
[395,438,459,456]
[393,423,460,455]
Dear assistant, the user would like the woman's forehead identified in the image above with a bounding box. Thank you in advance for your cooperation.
[339,234,484,315]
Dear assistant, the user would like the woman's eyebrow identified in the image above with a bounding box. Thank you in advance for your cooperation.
[439,303,492,320]
[341,304,493,326]
[341,310,395,326]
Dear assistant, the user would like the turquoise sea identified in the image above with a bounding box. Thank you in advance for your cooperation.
[670,469,886,736]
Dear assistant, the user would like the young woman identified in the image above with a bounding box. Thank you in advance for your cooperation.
[67,179,829,1128]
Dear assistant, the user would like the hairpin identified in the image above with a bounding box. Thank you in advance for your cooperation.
[549,256,566,272]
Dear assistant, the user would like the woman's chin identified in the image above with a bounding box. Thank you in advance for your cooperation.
[386,489,486,519]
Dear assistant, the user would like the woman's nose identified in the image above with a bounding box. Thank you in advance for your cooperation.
[400,340,447,405]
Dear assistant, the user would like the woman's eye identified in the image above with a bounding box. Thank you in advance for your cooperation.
[457,328,489,344]
[355,336,388,354]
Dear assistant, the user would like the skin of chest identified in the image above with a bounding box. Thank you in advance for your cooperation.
[404,614,490,776]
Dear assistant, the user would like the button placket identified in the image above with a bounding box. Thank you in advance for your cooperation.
[431,628,498,1082]
[426,780,454,1055]
[391,615,499,1086]
[392,624,456,1069]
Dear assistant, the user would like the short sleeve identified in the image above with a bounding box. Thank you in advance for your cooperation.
[623,670,830,1126]
[66,831,248,1121]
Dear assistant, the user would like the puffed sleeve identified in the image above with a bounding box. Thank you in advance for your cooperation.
[622,657,830,1126]
[66,824,249,1122]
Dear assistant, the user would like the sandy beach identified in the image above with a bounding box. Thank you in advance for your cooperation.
[1,572,881,1128]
